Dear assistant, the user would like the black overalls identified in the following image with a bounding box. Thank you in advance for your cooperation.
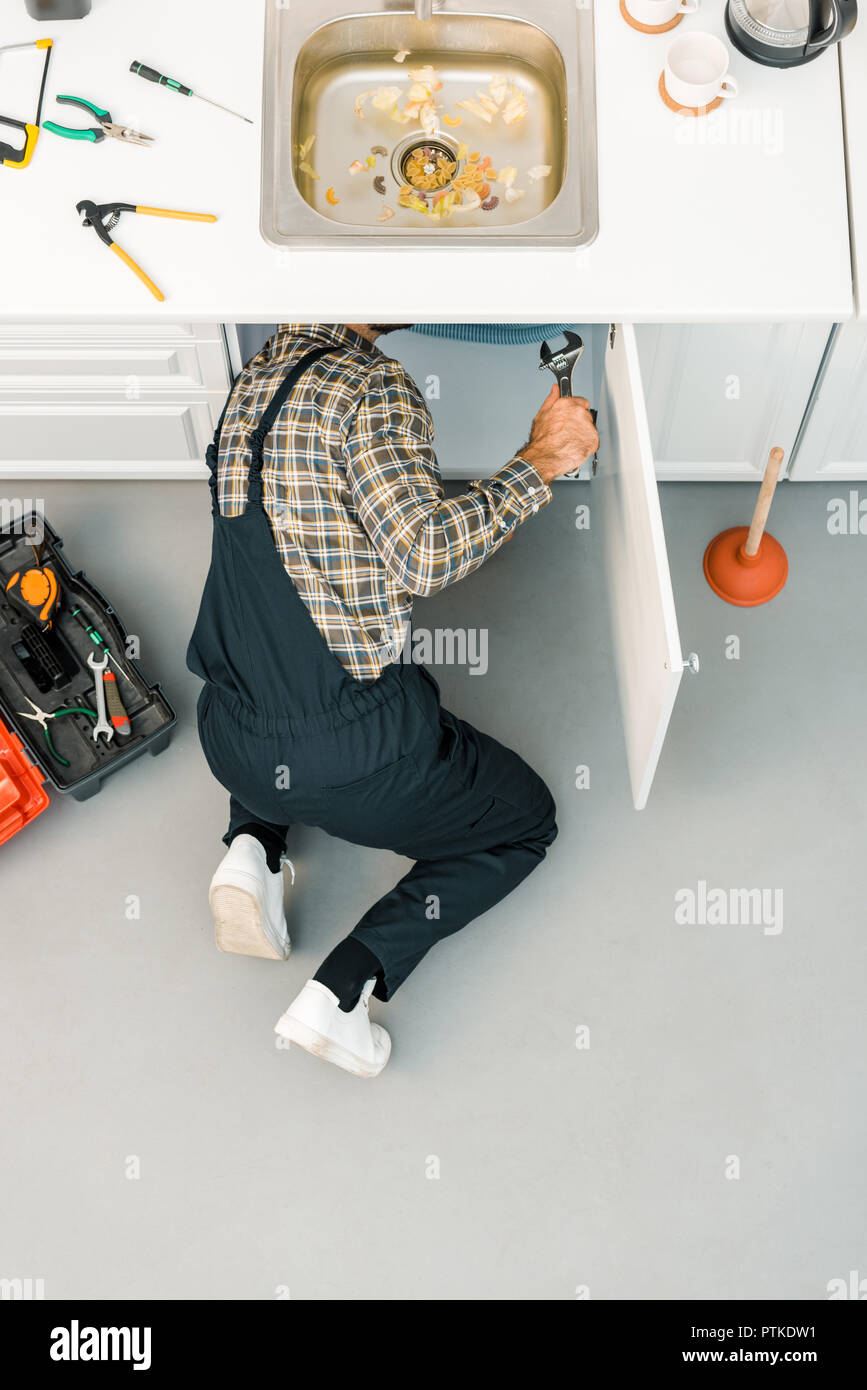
[187,348,558,999]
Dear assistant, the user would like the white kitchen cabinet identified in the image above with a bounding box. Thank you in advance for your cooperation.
[0,324,231,479]
[788,322,867,480]
[634,324,832,481]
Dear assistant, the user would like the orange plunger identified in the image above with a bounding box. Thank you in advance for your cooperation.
[703,447,789,607]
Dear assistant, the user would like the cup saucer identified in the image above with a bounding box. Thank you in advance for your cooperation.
[620,0,685,34]
[658,70,724,116]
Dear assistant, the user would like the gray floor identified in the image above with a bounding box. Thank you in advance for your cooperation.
[1,479,865,1301]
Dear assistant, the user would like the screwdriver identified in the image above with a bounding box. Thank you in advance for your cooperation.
[129,61,253,124]
[71,606,134,686]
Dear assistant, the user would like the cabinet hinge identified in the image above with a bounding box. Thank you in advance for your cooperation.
[609,325,617,350]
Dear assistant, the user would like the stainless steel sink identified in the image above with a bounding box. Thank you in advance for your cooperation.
[261,0,597,248]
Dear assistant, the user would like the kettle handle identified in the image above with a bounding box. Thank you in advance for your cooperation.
[805,0,858,54]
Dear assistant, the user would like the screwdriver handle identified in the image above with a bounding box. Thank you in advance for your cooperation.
[130,61,193,97]
[71,607,136,687]
[71,606,106,647]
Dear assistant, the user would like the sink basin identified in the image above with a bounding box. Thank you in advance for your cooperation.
[261,1,597,248]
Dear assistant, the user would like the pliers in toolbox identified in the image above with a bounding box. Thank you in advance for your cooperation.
[44,96,155,146]
[76,199,217,302]
[17,695,98,768]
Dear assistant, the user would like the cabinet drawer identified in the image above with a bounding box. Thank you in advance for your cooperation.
[0,323,225,348]
[0,323,230,393]
[0,398,222,467]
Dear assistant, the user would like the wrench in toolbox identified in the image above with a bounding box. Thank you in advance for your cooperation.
[87,650,114,743]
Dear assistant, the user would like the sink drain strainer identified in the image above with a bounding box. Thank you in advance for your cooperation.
[391,132,463,198]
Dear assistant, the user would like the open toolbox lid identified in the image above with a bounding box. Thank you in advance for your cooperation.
[0,713,49,846]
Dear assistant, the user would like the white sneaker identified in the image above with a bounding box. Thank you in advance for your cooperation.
[208,834,292,961]
[274,978,391,1079]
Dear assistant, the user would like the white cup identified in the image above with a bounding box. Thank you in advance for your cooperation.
[665,31,738,109]
[627,0,699,25]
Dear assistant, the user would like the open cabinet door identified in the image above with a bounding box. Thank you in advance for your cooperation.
[596,324,690,810]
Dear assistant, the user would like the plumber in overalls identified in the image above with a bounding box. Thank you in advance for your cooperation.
[187,325,599,1078]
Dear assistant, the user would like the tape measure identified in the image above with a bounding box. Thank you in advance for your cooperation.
[5,564,60,629]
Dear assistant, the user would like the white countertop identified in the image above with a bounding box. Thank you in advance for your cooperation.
[841,19,867,321]
[0,0,854,323]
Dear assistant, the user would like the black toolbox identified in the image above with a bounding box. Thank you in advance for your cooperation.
[0,511,175,803]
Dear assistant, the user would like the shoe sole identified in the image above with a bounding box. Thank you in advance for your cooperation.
[274,1013,390,1079]
[209,883,289,961]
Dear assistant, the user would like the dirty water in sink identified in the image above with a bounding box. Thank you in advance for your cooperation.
[293,52,565,231]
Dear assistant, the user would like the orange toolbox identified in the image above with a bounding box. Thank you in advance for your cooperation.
[0,714,49,847]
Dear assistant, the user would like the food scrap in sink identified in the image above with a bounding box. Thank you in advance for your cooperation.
[456,76,528,128]
[354,86,403,121]
[496,166,526,205]
[355,67,442,138]
[295,133,321,182]
[454,151,493,201]
[405,146,456,193]
[311,64,545,226]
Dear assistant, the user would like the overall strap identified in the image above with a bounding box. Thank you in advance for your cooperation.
[246,346,334,509]
[205,393,232,514]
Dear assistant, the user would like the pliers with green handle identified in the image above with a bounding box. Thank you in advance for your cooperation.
[43,96,155,146]
[17,695,98,767]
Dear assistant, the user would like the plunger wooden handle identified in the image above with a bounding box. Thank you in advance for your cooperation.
[744,447,785,557]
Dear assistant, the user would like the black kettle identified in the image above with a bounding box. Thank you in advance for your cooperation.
[726,0,857,66]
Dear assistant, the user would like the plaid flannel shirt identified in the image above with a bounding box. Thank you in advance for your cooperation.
[217,323,551,681]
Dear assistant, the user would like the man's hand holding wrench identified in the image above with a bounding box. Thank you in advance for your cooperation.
[523,331,599,483]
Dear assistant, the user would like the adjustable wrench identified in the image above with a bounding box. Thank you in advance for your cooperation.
[538,330,598,476]
[539,330,585,396]
[88,650,114,743]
